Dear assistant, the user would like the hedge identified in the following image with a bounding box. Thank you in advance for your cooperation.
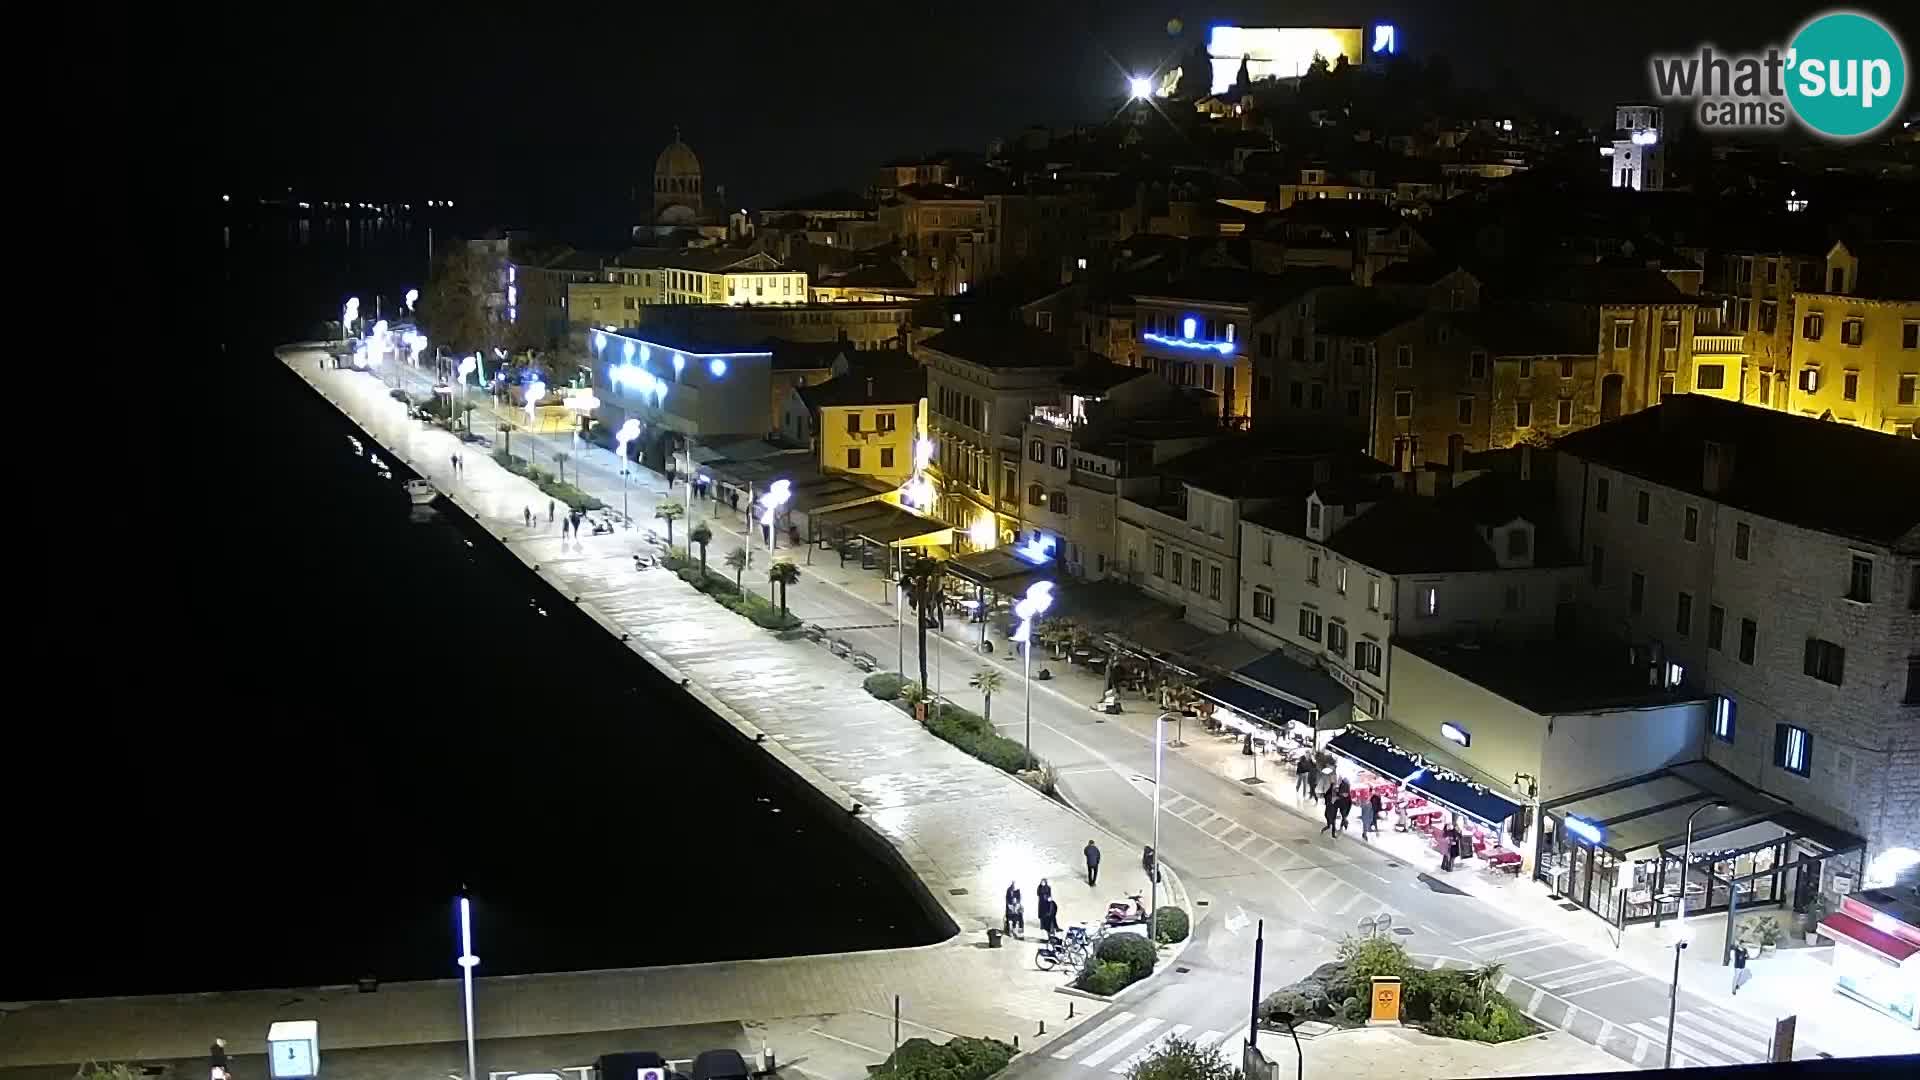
[1152,906,1190,944]
[660,551,801,631]
[489,448,606,511]
[1075,960,1134,997]
[923,703,1037,774]
[868,1036,1015,1080]
[1096,931,1157,981]
[864,672,907,700]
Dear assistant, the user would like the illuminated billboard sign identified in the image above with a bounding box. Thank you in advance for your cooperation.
[1208,26,1365,94]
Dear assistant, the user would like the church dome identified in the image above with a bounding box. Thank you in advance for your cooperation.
[656,137,701,179]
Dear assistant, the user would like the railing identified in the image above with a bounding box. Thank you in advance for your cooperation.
[1030,406,1078,431]
[1693,334,1747,355]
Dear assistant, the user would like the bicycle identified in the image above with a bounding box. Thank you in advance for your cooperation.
[1035,924,1097,971]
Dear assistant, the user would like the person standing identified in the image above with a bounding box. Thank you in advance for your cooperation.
[1294,755,1311,797]
[1320,789,1339,838]
[524,506,533,527]
[1441,823,1459,871]
[1337,790,1354,834]
[1361,792,1381,841]
[1084,839,1101,886]
[210,1038,229,1080]
[1004,881,1024,938]
[548,499,556,523]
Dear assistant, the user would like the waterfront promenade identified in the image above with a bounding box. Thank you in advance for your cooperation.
[0,349,1179,1069]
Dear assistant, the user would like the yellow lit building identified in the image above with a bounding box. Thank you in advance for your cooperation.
[789,366,928,487]
[1788,241,1920,437]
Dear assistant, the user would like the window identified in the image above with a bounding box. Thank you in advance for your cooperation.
[1842,370,1860,402]
[1662,322,1681,350]
[1027,483,1043,505]
[1261,533,1273,566]
[1050,492,1069,515]
[1457,398,1474,424]
[1258,375,1273,401]
[1309,383,1325,409]
[1629,571,1645,614]
[1503,584,1523,611]
[1660,374,1676,400]
[1367,577,1382,611]
[1713,697,1736,743]
[1515,399,1532,428]
[1596,477,1610,512]
[1003,462,1016,498]
[877,412,897,432]
[1561,357,1576,379]
[1696,364,1725,390]
[1506,529,1529,558]
[1259,332,1275,358]
[1313,339,1328,364]
[880,447,895,469]
[1308,556,1320,585]
[1209,564,1222,600]
[1416,585,1438,617]
[1396,344,1413,367]
[1734,522,1751,560]
[1557,398,1572,425]
[1336,566,1348,594]
[1841,319,1863,346]
[1900,373,1918,405]
[1029,439,1044,462]
[1253,588,1275,622]
[1190,556,1203,591]
[1803,312,1824,340]
[1739,618,1758,664]
[1470,351,1488,379]
[1153,544,1165,577]
[1297,607,1324,642]
[1683,507,1699,542]
[1519,357,1533,378]
[846,412,863,433]
[1676,591,1693,636]
[1052,445,1067,468]
[1355,640,1382,676]
[1170,553,1182,587]
[1759,300,1777,333]
[1708,605,1725,650]
[1327,622,1349,658]
[1613,321,1632,349]
[1847,554,1873,602]
[1591,544,1605,586]
[1347,390,1362,416]
[1394,390,1413,418]
[1290,381,1304,407]
[1775,723,1811,777]
[1799,366,1820,394]
[846,448,862,469]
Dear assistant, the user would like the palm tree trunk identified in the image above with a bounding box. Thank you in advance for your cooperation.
[984,693,992,722]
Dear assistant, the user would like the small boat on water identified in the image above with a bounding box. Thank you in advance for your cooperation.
[404,479,439,506]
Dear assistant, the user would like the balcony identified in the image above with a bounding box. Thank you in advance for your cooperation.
[1030,404,1079,431]
[1693,334,1746,356]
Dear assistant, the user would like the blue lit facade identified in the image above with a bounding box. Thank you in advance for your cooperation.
[596,329,773,438]
[1134,295,1253,420]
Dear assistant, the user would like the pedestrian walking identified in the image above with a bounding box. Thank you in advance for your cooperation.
[1337,791,1353,833]
[1004,881,1024,938]
[451,453,459,474]
[1320,792,1339,838]
[1294,755,1311,797]
[548,499,555,522]
[1361,793,1381,840]
[1036,877,1053,912]
[210,1038,229,1080]
[524,506,533,527]
[1441,823,1459,871]
[1084,839,1101,886]
[1306,759,1322,798]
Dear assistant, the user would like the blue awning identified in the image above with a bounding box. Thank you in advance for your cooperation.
[1410,770,1522,826]
[1327,730,1420,782]
[1197,677,1303,728]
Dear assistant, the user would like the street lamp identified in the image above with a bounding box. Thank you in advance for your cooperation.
[1665,799,1728,1069]
[455,890,480,1080]
[342,296,359,347]
[758,479,792,573]
[405,288,418,314]
[615,418,641,525]
[457,354,477,436]
[1011,580,1055,768]
[1128,75,1154,100]
[1268,1012,1304,1080]
[1150,711,1179,945]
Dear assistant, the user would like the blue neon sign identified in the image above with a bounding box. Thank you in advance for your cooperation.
[1142,332,1235,355]
[1563,816,1604,844]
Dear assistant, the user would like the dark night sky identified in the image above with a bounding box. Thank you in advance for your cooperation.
[182,1,1906,223]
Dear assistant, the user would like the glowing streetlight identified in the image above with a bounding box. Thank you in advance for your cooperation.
[615,418,641,523]
[455,891,479,1080]
[342,296,360,347]
[457,354,477,435]
[1128,75,1154,100]
[404,289,419,314]
[758,478,792,570]
[524,378,545,427]
[1011,580,1055,767]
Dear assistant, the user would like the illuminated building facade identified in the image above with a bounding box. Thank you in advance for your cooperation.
[1788,241,1920,438]
[791,366,928,487]
[1609,105,1665,191]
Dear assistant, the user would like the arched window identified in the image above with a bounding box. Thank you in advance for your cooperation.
[1050,491,1069,515]
[1028,483,1045,506]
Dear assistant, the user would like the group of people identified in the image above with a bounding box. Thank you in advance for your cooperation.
[1004,878,1059,938]
[1315,775,1383,842]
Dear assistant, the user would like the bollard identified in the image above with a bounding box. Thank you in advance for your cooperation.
[1038,1021,1045,1036]
[1068,1001,1075,1019]
[761,1044,776,1075]
[1013,1036,1020,1051]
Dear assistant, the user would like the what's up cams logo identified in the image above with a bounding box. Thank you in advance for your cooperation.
[1649,9,1908,139]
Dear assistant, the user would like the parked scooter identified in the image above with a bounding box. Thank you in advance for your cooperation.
[1104,894,1147,927]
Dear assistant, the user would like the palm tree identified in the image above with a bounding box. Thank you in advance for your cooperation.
[689,521,713,577]
[725,546,748,589]
[900,553,944,690]
[655,501,685,546]
[768,559,801,616]
[969,667,1006,721]
[552,451,570,486]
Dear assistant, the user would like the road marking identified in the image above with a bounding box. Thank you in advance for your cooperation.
[1243,838,1277,858]
[1080,1016,1163,1068]
[857,1009,959,1040]
[1189,1030,1226,1051]
[1562,975,1647,998]
[1497,940,1569,959]
[1529,959,1611,983]
[1197,812,1227,832]
[1052,1013,1136,1060]
[1453,926,1541,947]
[1630,1035,1650,1065]
[1539,965,1627,990]
[1526,987,1545,1014]
[1308,876,1347,906]
[1629,1021,1729,1067]
[807,1029,884,1056]
[1218,824,1248,845]
[1110,1024,1192,1073]
[1594,1020,1615,1049]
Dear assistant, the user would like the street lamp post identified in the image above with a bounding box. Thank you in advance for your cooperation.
[1664,799,1728,1069]
[1010,581,1055,769]
[758,479,791,580]
[456,891,480,1080]
[1149,711,1179,944]
[342,296,359,350]
[615,419,641,526]
[457,355,477,439]
[524,378,545,466]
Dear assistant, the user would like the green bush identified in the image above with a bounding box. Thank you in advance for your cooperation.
[1097,932,1157,981]
[1337,935,1411,983]
[869,1035,1015,1080]
[1125,1036,1243,1080]
[1261,989,1318,1023]
[659,552,799,630]
[486,448,605,510]
[864,672,907,700]
[924,704,1039,774]
[1152,906,1190,944]
[1075,960,1135,996]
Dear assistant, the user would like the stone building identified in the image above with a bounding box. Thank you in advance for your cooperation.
[1554,395,1920,891]
[1788,240,1920,437]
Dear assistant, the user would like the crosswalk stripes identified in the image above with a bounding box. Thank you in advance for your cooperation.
[1054,1015,1236,1072]
[1628,1008,1775,1068]
[1108,1024,1192,1074]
